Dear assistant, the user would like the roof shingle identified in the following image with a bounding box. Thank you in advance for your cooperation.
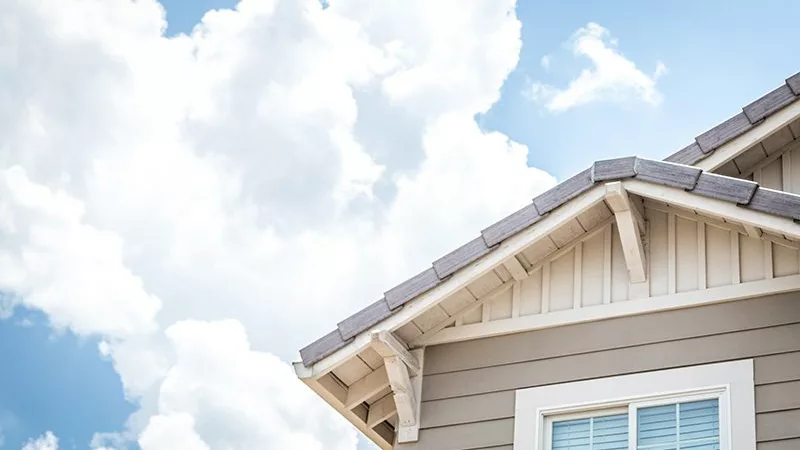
[298,72,800,368]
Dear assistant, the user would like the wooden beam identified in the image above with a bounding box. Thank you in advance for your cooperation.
[644,200,749,237]
[367,393,397,428]
[502,257,528,281]
[394,348,424,443]
[294,367,393,450]
[605,182,644,229]
[739,137,800,178]
[605,182,647,283]
[385,356,415,428]
[762,233,800,250]
[344,365,390,409]
[410,281,514,347]
[625,179,800,241]
[370,331,420,376]
[743,224,763,239]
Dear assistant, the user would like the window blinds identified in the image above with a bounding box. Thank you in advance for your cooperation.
[550,398,720,450]
[636,399,720,450]
[552,413,629,450]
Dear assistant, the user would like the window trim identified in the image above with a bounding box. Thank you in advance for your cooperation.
[513,360,756,450]
[543,407,629,450]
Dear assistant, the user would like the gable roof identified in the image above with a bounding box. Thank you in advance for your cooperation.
[298,71,800,368]
[666,72,800,166]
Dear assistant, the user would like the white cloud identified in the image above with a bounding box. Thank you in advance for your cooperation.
[0,167,162,337]
[0,0,556,449]
[540,55,550,70]
[525,22,667,112]
[22,431,58,450]
[139,320,357,450]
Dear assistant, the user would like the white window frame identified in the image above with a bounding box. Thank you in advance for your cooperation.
[514,360,756,450]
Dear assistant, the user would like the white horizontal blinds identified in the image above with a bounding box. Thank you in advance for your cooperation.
[636,399,720,450]
[552,413,629,450]
[678,399,720,448]
[592,414,630,450]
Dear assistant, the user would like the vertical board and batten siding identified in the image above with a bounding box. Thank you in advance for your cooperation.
[437,203,800,338]
[718,121,800,196]
[394,292,800,450]
[752,140,800,195]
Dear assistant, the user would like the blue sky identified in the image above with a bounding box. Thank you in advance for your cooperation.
[0,308,134,449]
[1,1,799,449]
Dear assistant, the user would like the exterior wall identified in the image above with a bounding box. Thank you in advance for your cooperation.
[428,204,800,345]
[395,292,800,450]
[753,143,800,194]
[729,123,800,195]
[717,120,800,193]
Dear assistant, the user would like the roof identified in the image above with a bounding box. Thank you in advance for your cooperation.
[667,72,800,165]
[299,71,800,368]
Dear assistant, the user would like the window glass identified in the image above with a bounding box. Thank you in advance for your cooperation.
[636,398,720,450]
[552,413,629,450]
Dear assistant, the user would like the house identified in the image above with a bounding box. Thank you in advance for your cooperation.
[293,71,800,450]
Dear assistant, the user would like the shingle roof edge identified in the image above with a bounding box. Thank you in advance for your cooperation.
[300,155,800,367]
[299,72,800,367]
[665,72,800,165]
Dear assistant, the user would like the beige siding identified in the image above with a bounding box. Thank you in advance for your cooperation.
[396,292,800,450]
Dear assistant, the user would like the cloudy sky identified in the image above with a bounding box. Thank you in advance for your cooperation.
[0,0,798,449]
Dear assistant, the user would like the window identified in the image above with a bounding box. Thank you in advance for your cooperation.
[543,397,721,450]
[547,409,628,450]
[513,360,756,450]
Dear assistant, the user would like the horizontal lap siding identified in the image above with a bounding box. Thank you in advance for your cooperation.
[759,439,800,450]
[395,292,800,450]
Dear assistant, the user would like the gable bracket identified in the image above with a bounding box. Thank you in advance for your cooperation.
[605,182,648,283]
[370,331,424,443]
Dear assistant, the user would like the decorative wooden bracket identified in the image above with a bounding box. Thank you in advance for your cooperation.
[370,331,424,443]
[605,182,648,284]
[502,256,529,281]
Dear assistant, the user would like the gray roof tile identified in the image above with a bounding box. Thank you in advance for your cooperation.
[300,329,353,366]
[696,112,753,153]
[634,159,701,190]
[664,71,799,164]
[433,236,492,279]
[690,172,758,204]
[788,72,800,96]
[747,188,800,221]
[481,203,542,247]
[743,84,797,124]
[592,157,637,182]
[384,267,441,309]
[534,168,593,214]
[337,298,392,341]
[664,142,705,165]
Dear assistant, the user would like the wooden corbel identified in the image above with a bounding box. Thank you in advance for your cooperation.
[370,331,424,443]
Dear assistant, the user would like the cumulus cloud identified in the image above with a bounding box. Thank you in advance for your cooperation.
[525,22,667,112]
[0,167,162,337]
[0,0,555,449]
[139,320,357,450]
[21,431,58,450]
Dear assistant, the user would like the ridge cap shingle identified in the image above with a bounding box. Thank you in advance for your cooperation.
[299,71,800,368]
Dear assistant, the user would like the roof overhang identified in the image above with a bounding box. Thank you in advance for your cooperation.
[666,72,800,168]
[294,71,800,449]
